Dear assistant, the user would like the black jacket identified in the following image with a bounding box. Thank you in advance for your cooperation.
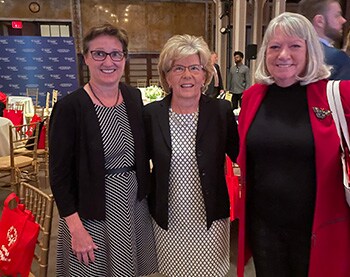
[49,83,150,219]
[143,93,239,230]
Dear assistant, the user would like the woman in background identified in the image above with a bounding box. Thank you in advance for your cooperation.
[49,23,157,276]
[144,34,239,277]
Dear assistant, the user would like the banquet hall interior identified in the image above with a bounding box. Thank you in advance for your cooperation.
[0,0,350,276]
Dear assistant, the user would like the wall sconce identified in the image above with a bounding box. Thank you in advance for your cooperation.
[220,25,232,35]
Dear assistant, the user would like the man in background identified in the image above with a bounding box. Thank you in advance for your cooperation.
[206,51,224,98]
[299,0,350,80]
[229,51,250,109]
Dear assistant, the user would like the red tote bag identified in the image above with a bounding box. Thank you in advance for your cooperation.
[225,156,240,221]
[0,193,39,277]
[26,115,46,149]
[3,109,23,126]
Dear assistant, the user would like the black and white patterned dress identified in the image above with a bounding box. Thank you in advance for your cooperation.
[56,102,158,276]
[152,109,230,277]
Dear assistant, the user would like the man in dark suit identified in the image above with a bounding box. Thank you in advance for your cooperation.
[299,0,350,80]
[206,51,224,98]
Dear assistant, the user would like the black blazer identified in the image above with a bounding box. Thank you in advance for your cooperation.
[49,83,150,219]
[206,63,224,98]
[143,94,239,230]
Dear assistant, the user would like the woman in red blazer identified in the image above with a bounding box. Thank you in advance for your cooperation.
[237,12,350,277]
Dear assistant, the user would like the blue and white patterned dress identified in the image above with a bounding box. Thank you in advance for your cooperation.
[56,102,158,276]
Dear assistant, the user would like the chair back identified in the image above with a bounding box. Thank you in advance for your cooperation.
[149,79,159,86]
[51,90,58,108]
[26,88,39,107]
[0,122,40,189]
[137,79,147,88]
[19,182,54,277]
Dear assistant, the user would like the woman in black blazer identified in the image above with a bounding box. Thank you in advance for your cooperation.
[144,34,239,277]
[49,24,157,276]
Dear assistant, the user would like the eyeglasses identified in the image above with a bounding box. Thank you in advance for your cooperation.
[169,64,204,75]
[90,50,127,62]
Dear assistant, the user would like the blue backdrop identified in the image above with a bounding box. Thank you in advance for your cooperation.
[0,36,79,106]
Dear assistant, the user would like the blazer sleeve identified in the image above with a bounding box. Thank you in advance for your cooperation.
[49,96,79,217]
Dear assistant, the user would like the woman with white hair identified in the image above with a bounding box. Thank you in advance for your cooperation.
[237,12,350,277]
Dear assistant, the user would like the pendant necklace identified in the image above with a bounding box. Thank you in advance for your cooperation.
[88,82,120,107]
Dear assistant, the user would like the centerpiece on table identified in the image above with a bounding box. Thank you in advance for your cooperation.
[144,85,164,102]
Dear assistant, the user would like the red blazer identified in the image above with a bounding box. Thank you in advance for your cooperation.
[237,79,350,277]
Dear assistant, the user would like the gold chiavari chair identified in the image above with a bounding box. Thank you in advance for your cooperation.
[137,79,147,88]
[149,79,160,86]
[26,88,39,108]
[19,182,54,277]
[0,122,40,191]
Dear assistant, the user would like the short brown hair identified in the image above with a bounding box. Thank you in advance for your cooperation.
[82,23,129,57]
[298,0,338,21]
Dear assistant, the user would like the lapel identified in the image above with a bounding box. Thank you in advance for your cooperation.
[157,94,172,149]
[197,94,211,142]
[306,80,340,184]
[239,84,268,142]
[120,83,141,146]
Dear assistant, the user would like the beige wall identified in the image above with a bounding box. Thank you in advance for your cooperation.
[80,1,206,53]
[0,0,208,53]
[0,0,72,20]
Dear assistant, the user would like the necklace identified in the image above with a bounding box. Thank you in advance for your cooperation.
[88,82,120,107]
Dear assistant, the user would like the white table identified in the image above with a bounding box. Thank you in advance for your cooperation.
[0,117,14,157]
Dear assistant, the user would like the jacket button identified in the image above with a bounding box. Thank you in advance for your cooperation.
[197,151,202,157]
[201,171,206,177]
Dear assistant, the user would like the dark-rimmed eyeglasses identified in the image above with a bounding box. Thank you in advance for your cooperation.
[90,50,127,62]
[169,64,204,75]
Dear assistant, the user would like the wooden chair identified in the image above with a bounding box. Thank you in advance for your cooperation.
[19,182,54,277]
[26,88,39,108]
[149,78,160,86]
[0,122,40,190]
[51,89,58,108]
[37,117,50,185]
[137,79,147,88]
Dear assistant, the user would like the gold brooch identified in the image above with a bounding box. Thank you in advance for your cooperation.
[312,107,332,119]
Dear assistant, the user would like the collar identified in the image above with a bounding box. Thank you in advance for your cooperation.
[319,37,333,47]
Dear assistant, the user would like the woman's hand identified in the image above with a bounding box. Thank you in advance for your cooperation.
[65,213,98,265]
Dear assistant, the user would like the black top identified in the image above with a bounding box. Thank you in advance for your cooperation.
[246,82,316,230]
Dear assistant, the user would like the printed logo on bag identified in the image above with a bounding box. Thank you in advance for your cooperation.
[0,226,18,262]
[7,226,17,246]
[0,245,10,262]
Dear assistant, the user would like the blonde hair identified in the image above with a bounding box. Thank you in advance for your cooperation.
[158,34,213,94]
[255,12,330,85]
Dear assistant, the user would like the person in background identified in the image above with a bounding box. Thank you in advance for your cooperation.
[299,0,350,80]
[229,51,250,109]
[0,91,6,117]
[144,34,239,277]
[343,29,350,56]
[49,23,157,276]
[237,12,350,277]
[206,51,224,98]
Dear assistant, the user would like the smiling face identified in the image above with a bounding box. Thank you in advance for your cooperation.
[84,35,125,87]
[166,54,206,101]
[265,28,307,87]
